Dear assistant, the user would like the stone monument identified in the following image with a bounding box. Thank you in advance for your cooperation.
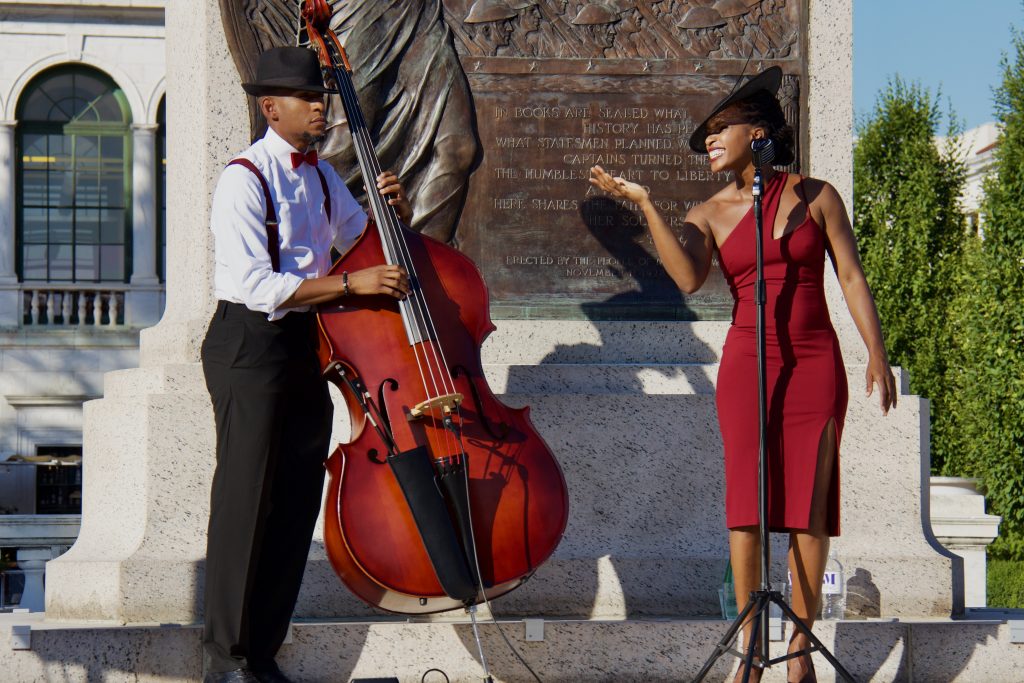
[35,1,969,679]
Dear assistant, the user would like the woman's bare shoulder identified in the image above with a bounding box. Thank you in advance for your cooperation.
[687,183,737,220]
[796,175,843,205]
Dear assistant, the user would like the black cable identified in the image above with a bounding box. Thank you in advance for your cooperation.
[448,427,544,683]
[483,613,544,683]
[420,668,450,683]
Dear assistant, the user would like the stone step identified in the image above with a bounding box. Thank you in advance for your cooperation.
[480,320,729,366]
[49,357,949,624]
[3,613,1021,682]
[100,362,207,396]
[483,362,719,395]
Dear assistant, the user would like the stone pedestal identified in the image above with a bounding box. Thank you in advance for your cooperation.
[931,477,1001,607]
[44,0,959,632]
[15,548,50,612]
[44,364,215,622]
[0,516,79,611]
[44,0,242,622]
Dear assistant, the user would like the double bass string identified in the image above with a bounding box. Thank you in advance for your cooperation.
[330,60,455,411]
[323,36,464,456]
[314,33,443,416]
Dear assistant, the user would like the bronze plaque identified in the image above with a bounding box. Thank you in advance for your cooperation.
[444,0,803,320]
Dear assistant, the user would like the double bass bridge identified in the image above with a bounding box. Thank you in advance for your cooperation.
[408,392,464,420]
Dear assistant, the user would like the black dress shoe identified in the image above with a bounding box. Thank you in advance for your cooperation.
[203,669,259,683]
[250,661,295,683]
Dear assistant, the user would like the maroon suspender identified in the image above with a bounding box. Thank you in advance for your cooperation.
[227,159,280,273]
[226,158,333,273]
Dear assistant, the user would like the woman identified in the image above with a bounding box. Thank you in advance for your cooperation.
[589,68,896,682]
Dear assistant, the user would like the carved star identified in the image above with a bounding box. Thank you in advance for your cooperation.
[694,62,703,72]
[643,61,651,72]
[530,61,538,72]
[757,61,764,72]
[587,59,594,71]
[474,61,482,71]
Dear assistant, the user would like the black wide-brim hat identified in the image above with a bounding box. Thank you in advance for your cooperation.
[688,66,783,154]
[241,46,338,96]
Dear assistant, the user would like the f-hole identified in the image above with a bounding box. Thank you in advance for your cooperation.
[452,365,510,441]
[377,377,399,433]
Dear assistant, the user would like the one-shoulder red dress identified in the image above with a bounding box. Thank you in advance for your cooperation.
[715,172,847,536]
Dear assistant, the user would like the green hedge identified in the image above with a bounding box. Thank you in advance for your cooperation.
[945,29,1024,559]
[987,559,1024,608]
[852,78,966,474]
[855,28,1024,560]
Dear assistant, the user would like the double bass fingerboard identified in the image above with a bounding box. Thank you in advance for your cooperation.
[316,34,435,348]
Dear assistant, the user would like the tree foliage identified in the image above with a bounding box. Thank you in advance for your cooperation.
[852,78,966,473]
[946,29,1024,560]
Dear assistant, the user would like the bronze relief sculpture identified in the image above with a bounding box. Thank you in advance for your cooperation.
[220,0,478,243]
[220,0,801,319]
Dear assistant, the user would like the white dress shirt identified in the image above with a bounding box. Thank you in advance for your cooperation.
[210,127,367,320]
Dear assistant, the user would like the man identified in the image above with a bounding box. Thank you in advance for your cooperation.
[201,46,411,683]
[463,0,516,56]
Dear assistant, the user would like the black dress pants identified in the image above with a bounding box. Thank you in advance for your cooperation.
[200,301,333,673]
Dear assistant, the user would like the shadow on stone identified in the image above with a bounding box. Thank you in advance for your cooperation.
[444,193,727,679]
[831,620,998,683]
[845,567,881,619]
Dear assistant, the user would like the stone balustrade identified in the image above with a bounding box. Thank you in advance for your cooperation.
[0,514,80,613]
[20,286,127,327]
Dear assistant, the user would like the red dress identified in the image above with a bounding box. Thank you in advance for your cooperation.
[715,172,847,536]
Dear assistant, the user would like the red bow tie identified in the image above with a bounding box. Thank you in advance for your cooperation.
[290,150,319,169]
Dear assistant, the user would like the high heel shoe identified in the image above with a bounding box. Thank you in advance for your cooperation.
[787,653,816,683]
[732,660,764,683]
[787,634,817,683]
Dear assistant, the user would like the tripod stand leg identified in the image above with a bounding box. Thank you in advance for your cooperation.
[741,619,762,683]
[773,596,856,683]
[691,593,765,683]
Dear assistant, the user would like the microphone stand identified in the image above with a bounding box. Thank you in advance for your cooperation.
[692,141,855,683]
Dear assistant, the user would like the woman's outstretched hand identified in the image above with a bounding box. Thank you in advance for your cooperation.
[866,353,898,415]
[589,165,649,205]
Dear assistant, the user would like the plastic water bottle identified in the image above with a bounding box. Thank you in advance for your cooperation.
[721,560,738,619]
[820,548,845,620]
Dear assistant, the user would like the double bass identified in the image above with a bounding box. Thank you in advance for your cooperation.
[302,0,569,615]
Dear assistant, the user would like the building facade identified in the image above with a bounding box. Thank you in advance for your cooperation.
[0,0,166,514]
[959,121,1000,235]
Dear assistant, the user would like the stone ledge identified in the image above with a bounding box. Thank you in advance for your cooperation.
[100,363,207,397]
[3,614,1023,682]
[0,514,80,546]
[485,363,909,396]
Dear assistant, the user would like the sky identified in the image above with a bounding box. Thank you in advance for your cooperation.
[854,0,1022,132]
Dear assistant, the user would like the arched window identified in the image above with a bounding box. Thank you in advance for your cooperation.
[157,96,166,283]
[16,66,132,283]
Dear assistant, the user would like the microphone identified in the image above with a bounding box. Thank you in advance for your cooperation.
[751,138,775,168]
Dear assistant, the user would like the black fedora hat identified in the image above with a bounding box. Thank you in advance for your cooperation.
[688,66,783,154]
[241,46,337,96]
